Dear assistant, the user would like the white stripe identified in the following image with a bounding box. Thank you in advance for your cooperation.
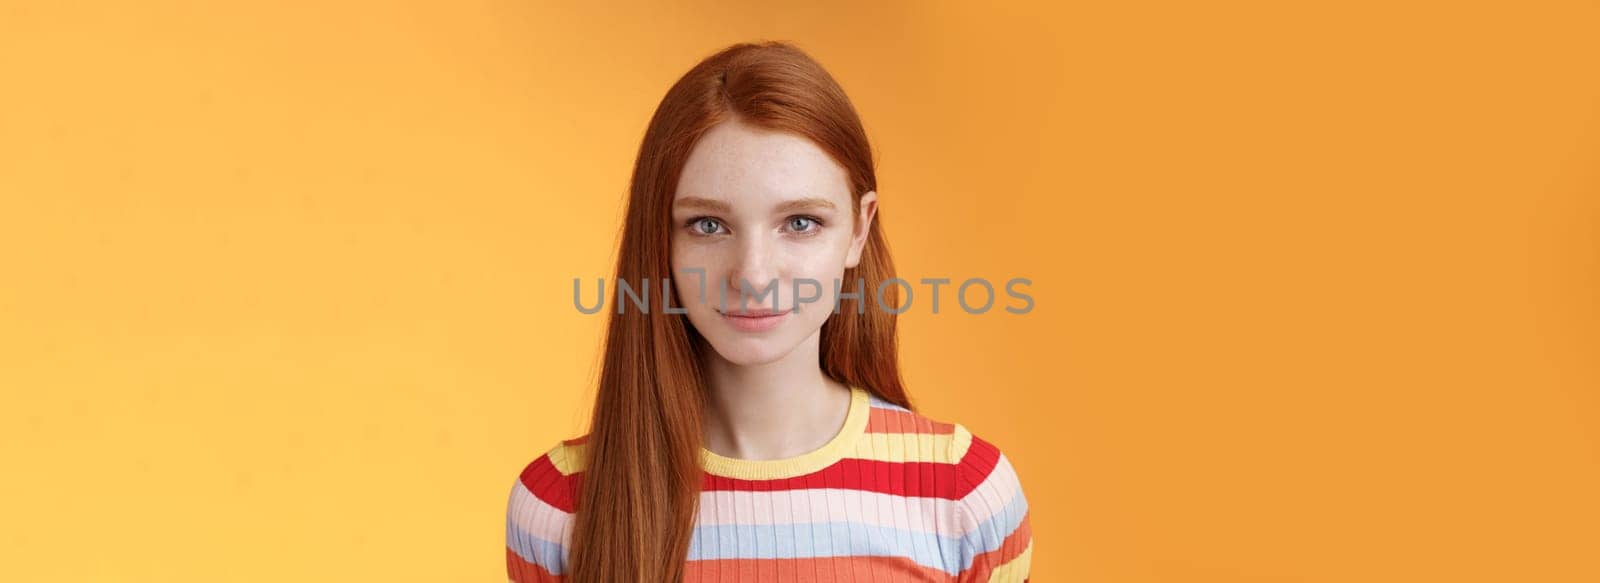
[507,479,574,546]
[956,452,1025,526]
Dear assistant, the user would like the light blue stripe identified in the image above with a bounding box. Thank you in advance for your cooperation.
[866,393,911,412]
[506,515,567,575]
[961,485,1031,569]
[688,519,964,574]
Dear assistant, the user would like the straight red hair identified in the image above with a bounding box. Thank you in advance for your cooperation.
[566,41,910,582]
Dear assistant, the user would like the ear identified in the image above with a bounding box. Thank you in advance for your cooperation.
[844,190,878,269]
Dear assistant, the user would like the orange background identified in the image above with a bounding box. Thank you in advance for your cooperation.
[3,1,1597,581]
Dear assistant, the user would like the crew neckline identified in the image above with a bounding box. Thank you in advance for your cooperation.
[699,385,870,480]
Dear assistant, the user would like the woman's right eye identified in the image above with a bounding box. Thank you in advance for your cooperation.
[688,217,724,235]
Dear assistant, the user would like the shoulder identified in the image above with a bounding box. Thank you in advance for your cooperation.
[511,435,590,511]
[504,435,589,581]
[860,390,976,463]
[862,392,1024,497]
[947,424,1029,524]
[933,419,1033,582]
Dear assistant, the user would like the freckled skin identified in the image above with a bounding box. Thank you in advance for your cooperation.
[670,118,877,365]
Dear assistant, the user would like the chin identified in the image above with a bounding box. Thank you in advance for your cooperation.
[704,335,796,366]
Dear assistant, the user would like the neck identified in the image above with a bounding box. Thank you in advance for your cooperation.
[698,329,853,461]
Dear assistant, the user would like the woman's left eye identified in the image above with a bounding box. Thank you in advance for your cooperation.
[787,216,821,233]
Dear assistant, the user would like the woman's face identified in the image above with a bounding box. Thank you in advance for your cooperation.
[670,118,877,366]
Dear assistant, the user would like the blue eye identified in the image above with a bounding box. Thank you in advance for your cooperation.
[688,217,724,235]
[787,216,822,234]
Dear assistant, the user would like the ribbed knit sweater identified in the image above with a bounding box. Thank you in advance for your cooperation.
[504,385,1034,582]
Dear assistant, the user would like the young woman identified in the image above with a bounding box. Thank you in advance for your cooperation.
[506,41,1033,582]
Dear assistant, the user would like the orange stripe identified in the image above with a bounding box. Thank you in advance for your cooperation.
[865,407,955,435]
[959,510,1032,582]
[683,553,956,582]
[505,546,561,583]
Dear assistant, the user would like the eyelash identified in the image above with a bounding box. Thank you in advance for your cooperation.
[684,215,825,237]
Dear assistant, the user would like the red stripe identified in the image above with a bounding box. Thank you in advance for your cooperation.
[953,435,1002,499]
[519,454,580,513]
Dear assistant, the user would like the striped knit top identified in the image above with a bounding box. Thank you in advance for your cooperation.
[504,385,1033,582]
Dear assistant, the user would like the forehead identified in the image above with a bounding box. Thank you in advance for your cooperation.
[674,119,851,208]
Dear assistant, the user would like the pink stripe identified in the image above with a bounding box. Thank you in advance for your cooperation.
[865,407,956,434]
[507,480,573,545]
[696,486,969,537]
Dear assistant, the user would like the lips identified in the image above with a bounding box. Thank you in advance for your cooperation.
[717,308,790,332]
[719,308,787,317]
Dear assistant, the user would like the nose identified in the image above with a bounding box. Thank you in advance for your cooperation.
[725,233,780,310]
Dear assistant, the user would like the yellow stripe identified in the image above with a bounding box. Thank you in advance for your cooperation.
[948,423,974,462]
[548,441,587,475]
[986,538,1033,582]
[700,385,873,480]
[849,432,965,464]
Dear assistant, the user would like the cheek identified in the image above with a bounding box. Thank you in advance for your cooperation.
[670,241,722,308]
[780,238,852,310]
[786,252,842,283]
[670,237,716,273]
[787,232,852,277]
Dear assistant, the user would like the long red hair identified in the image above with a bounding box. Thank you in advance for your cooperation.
[566,40,910,582]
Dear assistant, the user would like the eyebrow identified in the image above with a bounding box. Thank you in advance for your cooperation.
[674,196,838,214]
